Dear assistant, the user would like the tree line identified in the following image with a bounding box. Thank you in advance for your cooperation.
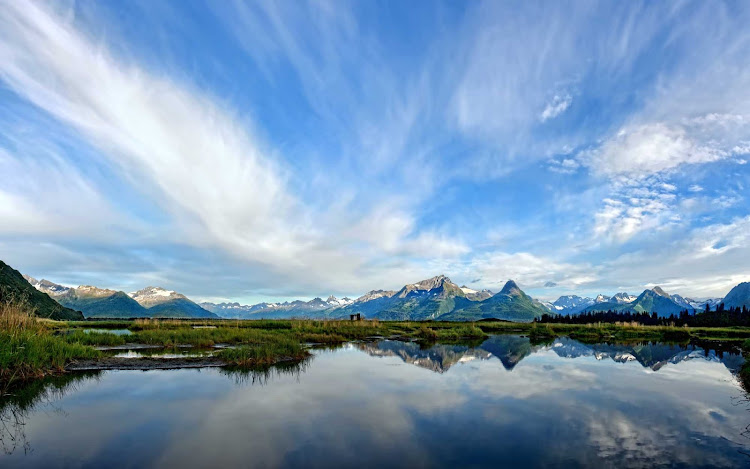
[537,303,750,327]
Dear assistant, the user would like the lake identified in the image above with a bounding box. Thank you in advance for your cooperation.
[2,336,749,468]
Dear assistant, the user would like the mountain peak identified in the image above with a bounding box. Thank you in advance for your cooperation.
[356,290,396,303]
[612,292,637,304]
[500,280,521,295]
[129,286,186,307]
[74,285,117,298]
[414,275,452,289]
[24,276,71,296]
[396,275,463,299]
[651,286,669,297]
[723,281,750,309]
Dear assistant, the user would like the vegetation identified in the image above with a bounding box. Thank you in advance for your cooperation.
[216,339,307,366]
[539,304,750,327]
[61,330,128,346]
[61,317,750,344]
[0,300,99,391]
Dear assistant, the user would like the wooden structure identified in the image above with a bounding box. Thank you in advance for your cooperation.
[349,313,362,321]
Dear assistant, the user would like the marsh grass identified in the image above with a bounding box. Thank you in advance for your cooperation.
[62,330,128,346]
[1,301,100,391]
[129,327,282,347]
[216,340,308,366]
[417,324,486,342]
[63,320,134,330]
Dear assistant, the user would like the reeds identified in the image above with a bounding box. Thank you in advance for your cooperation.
[1,300,100,391]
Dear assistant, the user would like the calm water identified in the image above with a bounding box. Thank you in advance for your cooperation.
[2,336,749,468]
[81,328,132,335]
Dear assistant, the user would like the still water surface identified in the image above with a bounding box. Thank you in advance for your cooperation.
[2,336,749,468]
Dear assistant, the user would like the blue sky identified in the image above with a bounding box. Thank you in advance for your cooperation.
[1,0,749,303]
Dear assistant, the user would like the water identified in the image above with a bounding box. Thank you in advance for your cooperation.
[81,328,132,335]
[2,336,749,468]
[112,349,215,358]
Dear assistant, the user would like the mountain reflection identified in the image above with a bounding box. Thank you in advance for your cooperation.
[358,335,745,375]
[2,338,749,468]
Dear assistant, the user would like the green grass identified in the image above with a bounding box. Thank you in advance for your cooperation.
[1,301,101,391]
[216,340,308,366]
[61,330,128,346]
[417,324,487,342]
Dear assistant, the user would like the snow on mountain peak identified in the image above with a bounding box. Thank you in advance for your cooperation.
[129,286,186,307]
[23,275,71,296]
[356,290,396,303]
[325,295,354,307]
[612,292,637,303]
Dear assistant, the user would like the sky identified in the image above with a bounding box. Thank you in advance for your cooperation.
[0,0,749,304]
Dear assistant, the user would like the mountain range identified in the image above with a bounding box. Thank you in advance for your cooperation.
[4,258,749,321]
[200,295,354,319]
[200,276,738,322]
[23,275,217,319]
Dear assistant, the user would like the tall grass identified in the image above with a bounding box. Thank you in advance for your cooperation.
[1,300,100,391]
[216,339,308,366]
[62,330,128,346]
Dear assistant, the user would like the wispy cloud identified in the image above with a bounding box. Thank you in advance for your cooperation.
[540,94,573,122]
[0,1,748,300]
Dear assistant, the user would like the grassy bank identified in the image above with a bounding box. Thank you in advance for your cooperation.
[1,301,100,391]
[59,317,750,346]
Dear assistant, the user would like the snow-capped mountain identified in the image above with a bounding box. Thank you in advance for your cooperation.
[460,286,494,301]
[24,277,119,300]
[129,286,187,307]
[594,294,610,303]
[546,295,596,315]
[687,297,723,310]
[395,275,464,299]
[611,292,637,303]
[543,292,636,315]
[582,287,693,317]
[202,295,355,319]
[23,275,71,296]
[21,278,215,318]
[355,290,397,303]
[325,295,354,307]
[668,293,694,310]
